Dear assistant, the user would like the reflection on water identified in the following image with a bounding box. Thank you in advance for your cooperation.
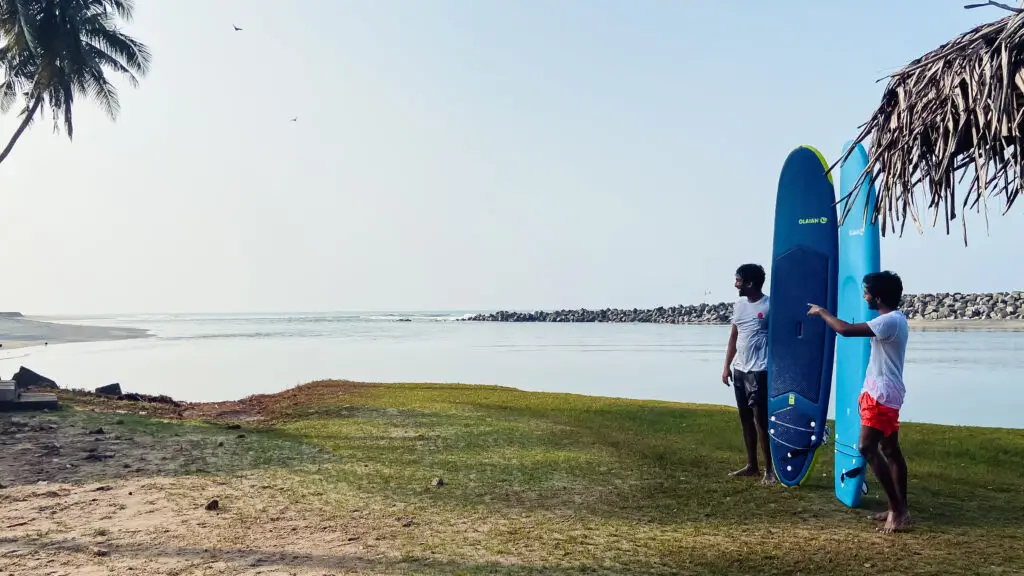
[2,313,1021,429]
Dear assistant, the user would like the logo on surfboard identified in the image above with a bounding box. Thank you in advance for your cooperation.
[798,217,829,225]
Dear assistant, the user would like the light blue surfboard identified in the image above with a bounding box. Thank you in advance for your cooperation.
[834,141,880,507]
[766,145,839,487]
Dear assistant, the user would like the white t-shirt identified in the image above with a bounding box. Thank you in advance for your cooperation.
[863,310,909,409]
[731,295,770,373]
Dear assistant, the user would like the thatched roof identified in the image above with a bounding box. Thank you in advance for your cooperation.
[836,2,1024,245]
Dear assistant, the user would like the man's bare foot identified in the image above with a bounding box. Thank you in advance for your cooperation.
[866,511,889,522]
[761,470,777,485]
[729,465,759,477]
[878,510,912,533]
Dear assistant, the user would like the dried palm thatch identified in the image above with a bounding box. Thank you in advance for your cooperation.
[835,2,1024,245]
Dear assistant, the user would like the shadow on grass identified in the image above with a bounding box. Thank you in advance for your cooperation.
[27,533,1024,576]
[28,538,611,575]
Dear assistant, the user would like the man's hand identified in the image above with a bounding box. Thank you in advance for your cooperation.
[721,366,732,386]
[806,303,873,337]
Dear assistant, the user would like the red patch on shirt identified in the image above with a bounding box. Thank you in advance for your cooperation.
[757,313,763,319]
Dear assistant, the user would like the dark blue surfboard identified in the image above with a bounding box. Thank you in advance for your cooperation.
[767,145,839,488]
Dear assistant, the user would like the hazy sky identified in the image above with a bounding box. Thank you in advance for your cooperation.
[0,1,1020,314]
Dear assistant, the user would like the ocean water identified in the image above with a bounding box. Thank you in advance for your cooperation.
[1,312,1021,429]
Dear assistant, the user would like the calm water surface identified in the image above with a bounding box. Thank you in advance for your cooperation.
[1,312,1021,429]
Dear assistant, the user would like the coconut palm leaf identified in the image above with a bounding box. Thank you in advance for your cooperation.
[0,0,151,164]
[837,3,1024,245]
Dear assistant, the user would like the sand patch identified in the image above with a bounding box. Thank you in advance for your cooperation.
[0,406,413,575]
[0,476,398,575]
[0,413,252,488]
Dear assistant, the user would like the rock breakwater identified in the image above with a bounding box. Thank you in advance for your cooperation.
[464,291,1024,324]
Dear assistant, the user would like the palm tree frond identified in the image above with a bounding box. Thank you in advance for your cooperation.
[82,25,151,76]
[80,60,119,118]
[0,0,150,161]
[83,41,136,87]
[838,10,1024,245]
[84,0,135,23]
[46,74,75,137]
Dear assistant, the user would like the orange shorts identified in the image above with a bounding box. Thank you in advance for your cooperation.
[859,392,900,437]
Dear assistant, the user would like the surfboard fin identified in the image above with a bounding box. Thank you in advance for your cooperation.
[840,466,864,483]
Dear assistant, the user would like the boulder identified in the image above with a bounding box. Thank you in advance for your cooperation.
[459,291,1024,324]
[12,366,58,391]
[95,383,123,397]
[116,392,180,406]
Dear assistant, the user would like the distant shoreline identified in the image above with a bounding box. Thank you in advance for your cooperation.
[1,306,1021,352]
[464,291,1024,326]
[0,316,151,350]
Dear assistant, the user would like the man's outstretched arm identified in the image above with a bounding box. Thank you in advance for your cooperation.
[807,304,875,337]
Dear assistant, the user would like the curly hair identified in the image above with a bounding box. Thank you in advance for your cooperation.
[863,271,903,309]
[735,263,766,291]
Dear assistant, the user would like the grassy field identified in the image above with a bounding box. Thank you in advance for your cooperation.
[7,381,1024,575]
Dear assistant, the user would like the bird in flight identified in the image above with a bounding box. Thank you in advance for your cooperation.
[232,24,243,31]
[290,117,297,122]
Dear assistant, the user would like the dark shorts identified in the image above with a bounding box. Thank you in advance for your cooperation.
[732,369,768,409]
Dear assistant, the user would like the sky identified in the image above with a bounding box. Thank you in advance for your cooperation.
[0,0,1021,314]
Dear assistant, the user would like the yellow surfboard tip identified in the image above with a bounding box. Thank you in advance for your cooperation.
[798,448,821,487]
[799,144,834,186]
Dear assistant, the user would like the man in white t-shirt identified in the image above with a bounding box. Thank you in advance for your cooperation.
[807,271,910,533]
[721,263,775,485]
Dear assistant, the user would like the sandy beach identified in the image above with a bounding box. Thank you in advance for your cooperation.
[0,315,150,350]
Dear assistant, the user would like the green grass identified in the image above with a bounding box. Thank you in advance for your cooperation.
[58,383,1024,574]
